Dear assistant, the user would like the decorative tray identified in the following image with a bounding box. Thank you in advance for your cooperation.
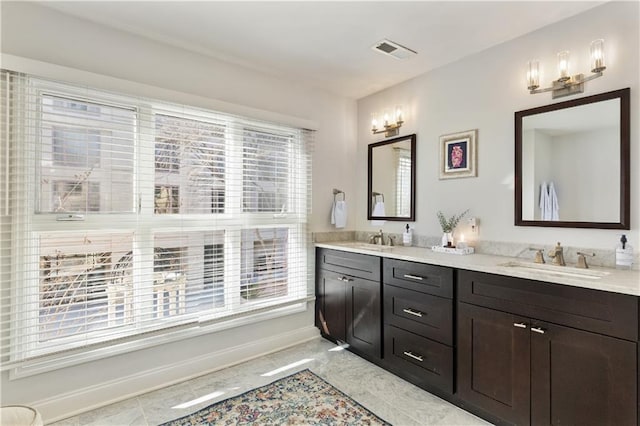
[431,246,475,255]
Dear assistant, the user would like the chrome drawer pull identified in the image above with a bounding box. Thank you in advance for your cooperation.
[531,327,546,334]
[403,274,424,281]
[339,276,353,282]
[403,351,424,362]
[402,308,424,318]
[513,322,527,329]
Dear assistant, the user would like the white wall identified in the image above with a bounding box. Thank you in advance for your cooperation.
[0,2,357,421]
[356,1,639,250]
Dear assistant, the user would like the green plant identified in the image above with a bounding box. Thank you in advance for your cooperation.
[437,209,469,233]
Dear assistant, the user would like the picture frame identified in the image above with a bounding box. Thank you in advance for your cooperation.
[439,129,477,179]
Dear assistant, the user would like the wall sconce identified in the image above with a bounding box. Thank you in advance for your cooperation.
[371,105,404,137]
[527,39,606,99]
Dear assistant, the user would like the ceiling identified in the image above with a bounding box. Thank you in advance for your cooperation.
[39,1,604,99]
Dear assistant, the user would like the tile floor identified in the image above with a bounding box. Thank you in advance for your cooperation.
[50,337,491,425]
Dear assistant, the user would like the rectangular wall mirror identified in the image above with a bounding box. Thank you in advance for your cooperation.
[368,134,416,221]
[515,88,630,229]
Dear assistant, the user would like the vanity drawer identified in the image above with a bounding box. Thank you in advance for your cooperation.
[383,258,453,298]
[316,248,380,281]
[384,284,452,345]
[384,325,453,394]
[458,270,638,341]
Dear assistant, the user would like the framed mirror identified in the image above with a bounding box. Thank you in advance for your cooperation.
[368,134,416,221]
[515,88,630,229]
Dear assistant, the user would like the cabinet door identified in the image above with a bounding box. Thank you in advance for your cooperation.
[531,322,637,426]
[316,270,346,341]
[458,303,531,426]
[345,276,381,359]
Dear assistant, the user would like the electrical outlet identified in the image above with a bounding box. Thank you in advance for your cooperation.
[468,217,478,234]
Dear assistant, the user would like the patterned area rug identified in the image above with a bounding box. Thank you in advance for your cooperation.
[161,369,390,425]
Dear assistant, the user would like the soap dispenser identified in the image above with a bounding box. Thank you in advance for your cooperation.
[616,234,634,270]
[403,224,412,246]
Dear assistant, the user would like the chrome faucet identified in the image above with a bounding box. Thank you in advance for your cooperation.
[368,229,384,245]
[548,242,565,266]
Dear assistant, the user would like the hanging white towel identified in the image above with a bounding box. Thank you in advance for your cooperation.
[539,181,551,220]
[332,200,347,228]
[370,201,386,226]
[548,182,559,221]
[330,201,336,225]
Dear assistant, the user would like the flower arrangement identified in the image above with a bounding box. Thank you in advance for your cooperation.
[437,209,469,233]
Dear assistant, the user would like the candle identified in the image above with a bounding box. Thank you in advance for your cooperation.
[457,234,468,249]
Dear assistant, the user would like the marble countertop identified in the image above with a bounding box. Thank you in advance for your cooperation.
[315,241,640,296]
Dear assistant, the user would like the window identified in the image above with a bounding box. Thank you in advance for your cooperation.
[51,127,101,168]
[38,232,134,340]
[154,114,226,214]
[39,94,136,214]
[242,129,290,213]
[241,228,288,301]
[395,148,412,217]
[0,71,313,371]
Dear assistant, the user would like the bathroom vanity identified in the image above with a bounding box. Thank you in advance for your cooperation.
[315,242,640,426]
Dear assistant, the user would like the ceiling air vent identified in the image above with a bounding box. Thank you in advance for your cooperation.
[371,39,417,60]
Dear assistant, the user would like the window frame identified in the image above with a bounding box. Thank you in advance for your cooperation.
[6,74,311,376]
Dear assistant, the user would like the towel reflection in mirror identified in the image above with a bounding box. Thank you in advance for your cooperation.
[539,181,560,221]
[371,192,386,226]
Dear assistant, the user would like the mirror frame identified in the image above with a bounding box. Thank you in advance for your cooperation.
[515,88,630,229]
[368,133,417,221]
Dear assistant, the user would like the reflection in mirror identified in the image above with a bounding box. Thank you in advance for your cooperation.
[515,88,629,229]
[368,134,416,221]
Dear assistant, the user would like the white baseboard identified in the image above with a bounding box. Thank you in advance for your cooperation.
[35,326,320,423]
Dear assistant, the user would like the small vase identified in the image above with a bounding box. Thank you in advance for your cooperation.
[442,232,453,247]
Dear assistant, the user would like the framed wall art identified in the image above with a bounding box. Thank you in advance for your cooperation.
[439,129,477,179]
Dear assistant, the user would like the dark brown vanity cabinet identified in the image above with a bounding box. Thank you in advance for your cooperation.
[315,269,346,341]
[383,259,455,394]
[315,248,382,360]
[457,270,638,426]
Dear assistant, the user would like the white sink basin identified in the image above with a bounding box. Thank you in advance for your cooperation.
[343,242,394,252]
[499,261,610,280]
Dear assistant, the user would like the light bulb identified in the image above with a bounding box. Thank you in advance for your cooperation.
[395,105,404,123]
[526,60,540,90]
[557,51,570,82]
[590,39,606,73]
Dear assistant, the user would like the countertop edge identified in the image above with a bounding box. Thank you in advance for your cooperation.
[315,242,640,296]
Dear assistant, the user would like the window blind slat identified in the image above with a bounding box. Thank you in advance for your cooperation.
[0,70,314,372]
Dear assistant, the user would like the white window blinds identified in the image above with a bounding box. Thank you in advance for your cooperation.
[395,148,411,217]
[0,70,314,371]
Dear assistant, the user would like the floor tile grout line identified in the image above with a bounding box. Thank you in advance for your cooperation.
[135,397,149,426]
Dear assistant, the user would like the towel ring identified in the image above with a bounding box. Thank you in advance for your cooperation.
[333,188,345,201]
[372,192,385,202]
